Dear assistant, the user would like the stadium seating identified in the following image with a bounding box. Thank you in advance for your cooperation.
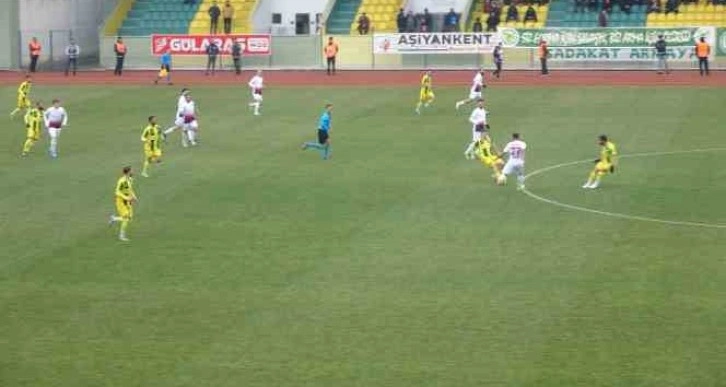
[189,0,258,34]
[647,2,726,27]
[327,0,363,34]
[118,0,200,36]
[469,0,549,30]
[546,0,647,26]
[350,0,404,33]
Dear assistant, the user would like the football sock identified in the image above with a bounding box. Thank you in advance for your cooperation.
[142,159,150,175]
[163,127,176,135]
[517,175,525,187]
[22,139,34,154]
[187,130,196,144]
[49,138,58,155]
[304,142,324,150]
[464,142,476,156]
[10,108,20,117]
[119,220,129,236]
[323,144,331,159]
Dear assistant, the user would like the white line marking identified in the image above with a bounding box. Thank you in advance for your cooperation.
[522,148,726,229]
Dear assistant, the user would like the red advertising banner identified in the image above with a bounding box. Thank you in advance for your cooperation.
[151,34,271,56]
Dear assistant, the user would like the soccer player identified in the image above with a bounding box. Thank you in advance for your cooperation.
[455,70,485,110]
[10,75,32,118]
[301,103,333,160]
[141,115,162,177]
[248,70,264,116]
[163,88,191,147]
[582,134,618,189]
[21,101,44,156]
[43,99,68,159]
[109,166,137,242]
[474,134,504,182]
[498,133,527,190]
[181,93,199,146]
[464,99,488,160]
[415,70,435,115]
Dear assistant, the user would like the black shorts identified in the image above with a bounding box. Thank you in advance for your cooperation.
[317,129,329,144]
[161,64,170,72]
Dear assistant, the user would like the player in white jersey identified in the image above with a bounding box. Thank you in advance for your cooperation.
[247,70,264,116]
[464,99,488,160]
[455,70,486,110]
[180,93,199,146]
[43,99,68,158]
[498,133,527,190]
[163,88,191,147]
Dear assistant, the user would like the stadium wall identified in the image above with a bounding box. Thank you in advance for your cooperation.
[253,0,329,35]
[0,0,20,69]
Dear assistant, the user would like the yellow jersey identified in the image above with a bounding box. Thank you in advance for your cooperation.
[141,124,161,150]
[599,141,617,164]
[115,175,136,202]
[18,81,31,97]
[475,138,495,159]
[421,74,432,91]
[24,107,42,131]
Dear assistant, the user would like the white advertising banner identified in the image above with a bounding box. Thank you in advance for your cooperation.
[373,33,503,54]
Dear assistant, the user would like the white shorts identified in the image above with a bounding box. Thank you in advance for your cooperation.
[502,160,525,176]
[469,91,483,100]
[183,120,199,131]
[252,92,263,102]
[47,127,62,139]
[472,128,483,142]
[174,114,184,127]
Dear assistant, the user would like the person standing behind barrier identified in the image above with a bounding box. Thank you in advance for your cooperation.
[64,39,80,76]
[222,0,234,34]
[208,1,221,34]
[538,39,549,75]
[694,37,710,76]
[654,34,669,74]
[28,37,41,73]
[232,41,242,75]
[492,43,504,79]
[114,37,127,76]
[205,41,220,76]
[324,37,339,76]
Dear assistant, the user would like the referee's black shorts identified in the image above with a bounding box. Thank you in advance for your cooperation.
[317,129,329,144]
[161,64,170,72]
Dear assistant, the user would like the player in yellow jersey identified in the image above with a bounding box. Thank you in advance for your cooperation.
[21,101,44,156]
[474,134,504,183]
[583,135,618,189]
[415,71,435,114]
[10,75,32,118]
[109,166,138,242]
[141,116,162,177]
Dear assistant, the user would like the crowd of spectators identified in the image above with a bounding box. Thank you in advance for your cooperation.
[396,8,448,32]
[477,1,541,31]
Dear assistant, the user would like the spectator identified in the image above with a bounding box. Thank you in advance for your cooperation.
[357,13,370,35]
[444,8,459,32]
[588,0,599,11]
[222,0,234,34]
[28,37,41,73]
[647,0,661,12]
[405,11,415,32]
[603,0,612,11]
[506,4,519,22]
[486,12,497,31]
[619,0,632,13]
[472,17,484,32]
[113,36,126,76]
[205,41,220,75]
[396,8,406,32]
[420,21,429,32]
[524,5,538,23]
[423,8,433,32]
[183,0,195,4]
[64,38,80,76]
[665,0,678,13]
[598,9,608,26]
[208,1,221,34]
[574,0,586,12]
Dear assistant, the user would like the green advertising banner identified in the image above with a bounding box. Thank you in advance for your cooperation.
[500,27,715,48]
[718,28,726,56]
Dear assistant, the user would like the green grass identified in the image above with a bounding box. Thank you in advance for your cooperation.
[1,84,726,386]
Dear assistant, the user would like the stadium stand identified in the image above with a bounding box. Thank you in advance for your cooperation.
[468,0,549,30]
[326,0,363,34]
[546,0,647,27]
[351,0,404,33]
[118,0,200,36]
[646,2,726,27]
[189,0,258,34]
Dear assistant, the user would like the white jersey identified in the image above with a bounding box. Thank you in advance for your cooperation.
[470,72,484,95]
[503,140,527,163]
[44,107,68,128]
[181,100,196,118]
[177,95,187,114]
[469,107,487,126]
[248,75,263,94]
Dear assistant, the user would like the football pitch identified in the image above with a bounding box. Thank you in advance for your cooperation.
[1,83,725,386]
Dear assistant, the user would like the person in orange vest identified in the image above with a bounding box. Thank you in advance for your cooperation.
[28,37,41,73]
[694,37,710,76]
[538,39,549,75]
[114,36,127,76]
[324,37,339,76]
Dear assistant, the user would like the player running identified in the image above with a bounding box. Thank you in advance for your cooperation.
[44,99,68,159]
[163,88,191,147]
[498,133,527,190]
[464,99,488,160]
[181,93,199,146]
[455,69,486,110]
[141,116,163,177]
[21,101,44,157]
[10,75,32,118]
[109,166,137,242]
[415,70,435,115]
[582,134,618,189]
[247,70,264,116]
[301,103,333,160]
[474,134,504,182]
